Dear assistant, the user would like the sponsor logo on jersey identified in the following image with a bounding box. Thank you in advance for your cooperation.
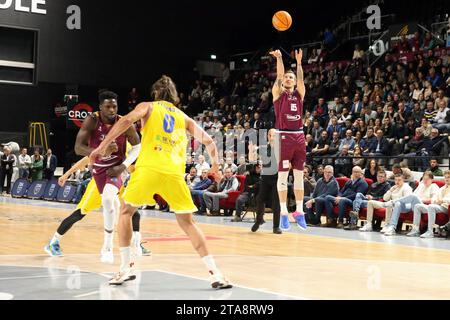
[286,115,301,121]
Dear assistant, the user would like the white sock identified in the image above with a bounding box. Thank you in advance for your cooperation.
[202,255,221,276]
[133,231,141,248]
[50,232,62,244]
[296,200,304,215]
[104,231,114,250]
[280,202,288,215]
[120,247,131,272]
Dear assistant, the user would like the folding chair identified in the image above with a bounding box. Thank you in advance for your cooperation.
[241,193,257,222]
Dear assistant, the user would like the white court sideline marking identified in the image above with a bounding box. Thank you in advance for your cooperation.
[0,293,14,300]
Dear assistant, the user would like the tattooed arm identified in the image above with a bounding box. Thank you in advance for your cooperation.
[270,50,284,102]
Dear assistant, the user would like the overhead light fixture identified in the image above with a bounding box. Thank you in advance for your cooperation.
[211,55,217,60]
[243,58,248,62]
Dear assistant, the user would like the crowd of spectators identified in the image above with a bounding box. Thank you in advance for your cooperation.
[177,30,449,175]
[0,145,58,197]
[163,30,450,235]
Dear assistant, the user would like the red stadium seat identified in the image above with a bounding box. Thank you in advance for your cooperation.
[219,175,246,210]
[420,180,450,227]
[360,180,450,226]
[332,178,373,218]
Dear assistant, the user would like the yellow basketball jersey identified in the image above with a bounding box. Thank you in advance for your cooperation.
[135,101,187,175]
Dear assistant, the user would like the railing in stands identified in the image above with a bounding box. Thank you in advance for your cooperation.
[305,155,450,175]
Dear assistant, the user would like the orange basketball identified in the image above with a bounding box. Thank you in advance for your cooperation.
[272,11,292,32]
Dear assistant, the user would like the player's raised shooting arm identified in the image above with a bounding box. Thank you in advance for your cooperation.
[74,115,97,157]
[58,156,90,187]
[295,49,306,102]
[270,50,284,101]
[90,102,151,164]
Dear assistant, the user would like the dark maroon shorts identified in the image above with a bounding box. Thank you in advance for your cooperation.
[93,172,123,194]
[275,131,306,172]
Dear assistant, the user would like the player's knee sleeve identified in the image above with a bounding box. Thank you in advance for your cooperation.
[132,211,140,232]
[102,184,119,232]
[57,209,85,235]
[277,171,289,192]
[293,169,304,191]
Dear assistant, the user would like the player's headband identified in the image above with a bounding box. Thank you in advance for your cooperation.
[102,99,117,104]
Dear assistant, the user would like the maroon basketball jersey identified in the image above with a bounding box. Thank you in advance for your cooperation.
[274,90,304,131]
[90,112,127,176]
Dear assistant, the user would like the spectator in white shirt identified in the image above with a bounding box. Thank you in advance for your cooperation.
[195,155,210,176]
[433,100,449,124]
[410,171,450,238]
[360,174,413,233]
[383,171,440,236]
[18,148,32,180]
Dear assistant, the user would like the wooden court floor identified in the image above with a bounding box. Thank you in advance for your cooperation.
[1,200,450,300]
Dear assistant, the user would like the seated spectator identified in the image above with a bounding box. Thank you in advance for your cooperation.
[352,44,365,61]
[428,159,443,177]
[420,118,433,137]
[308,48,319,64]
[233,164,261,222]
[361,128,377,154]
[384,171,439,236]
[360,174,413,233]
[323,166,368,229]
[224,157,238,173]
[352,146,365,168]
[191,169,213,215]
[328,132,341,157]
[250,112,264,130]
[314,165,324,181]
[350,93,364,117]
[304,165,339,226]
[427,67,441,89]
[364,159,379,182]
[314,98,329,126]
[195,155,211,176]
[339,130,356,152]
[303,165,317,199]
[424,102,438,122]
[211,117,224,133]
[326,116,342,137]
[433,100,450,128]
[345,170,391,230]
[338,107,352,126]
[203,168,239,215]
[184,167,199,188]
[185,155,195,173]
[311,131,330,156]
[434,90,449,110]
[311,120,324,144]
[368,130,389,156]
[335,145,352,177]
[412,171,450,238]
[236,156,248,175]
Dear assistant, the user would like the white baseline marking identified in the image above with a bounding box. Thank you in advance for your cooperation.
[153,269,307,300]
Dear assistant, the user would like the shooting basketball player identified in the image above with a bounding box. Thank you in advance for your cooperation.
[90,76,232,289]
[269,49,307,232]
[45,91,149,263]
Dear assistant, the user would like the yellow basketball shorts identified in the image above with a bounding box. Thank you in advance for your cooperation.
[76,179,125,215]
[122,166,197,214]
